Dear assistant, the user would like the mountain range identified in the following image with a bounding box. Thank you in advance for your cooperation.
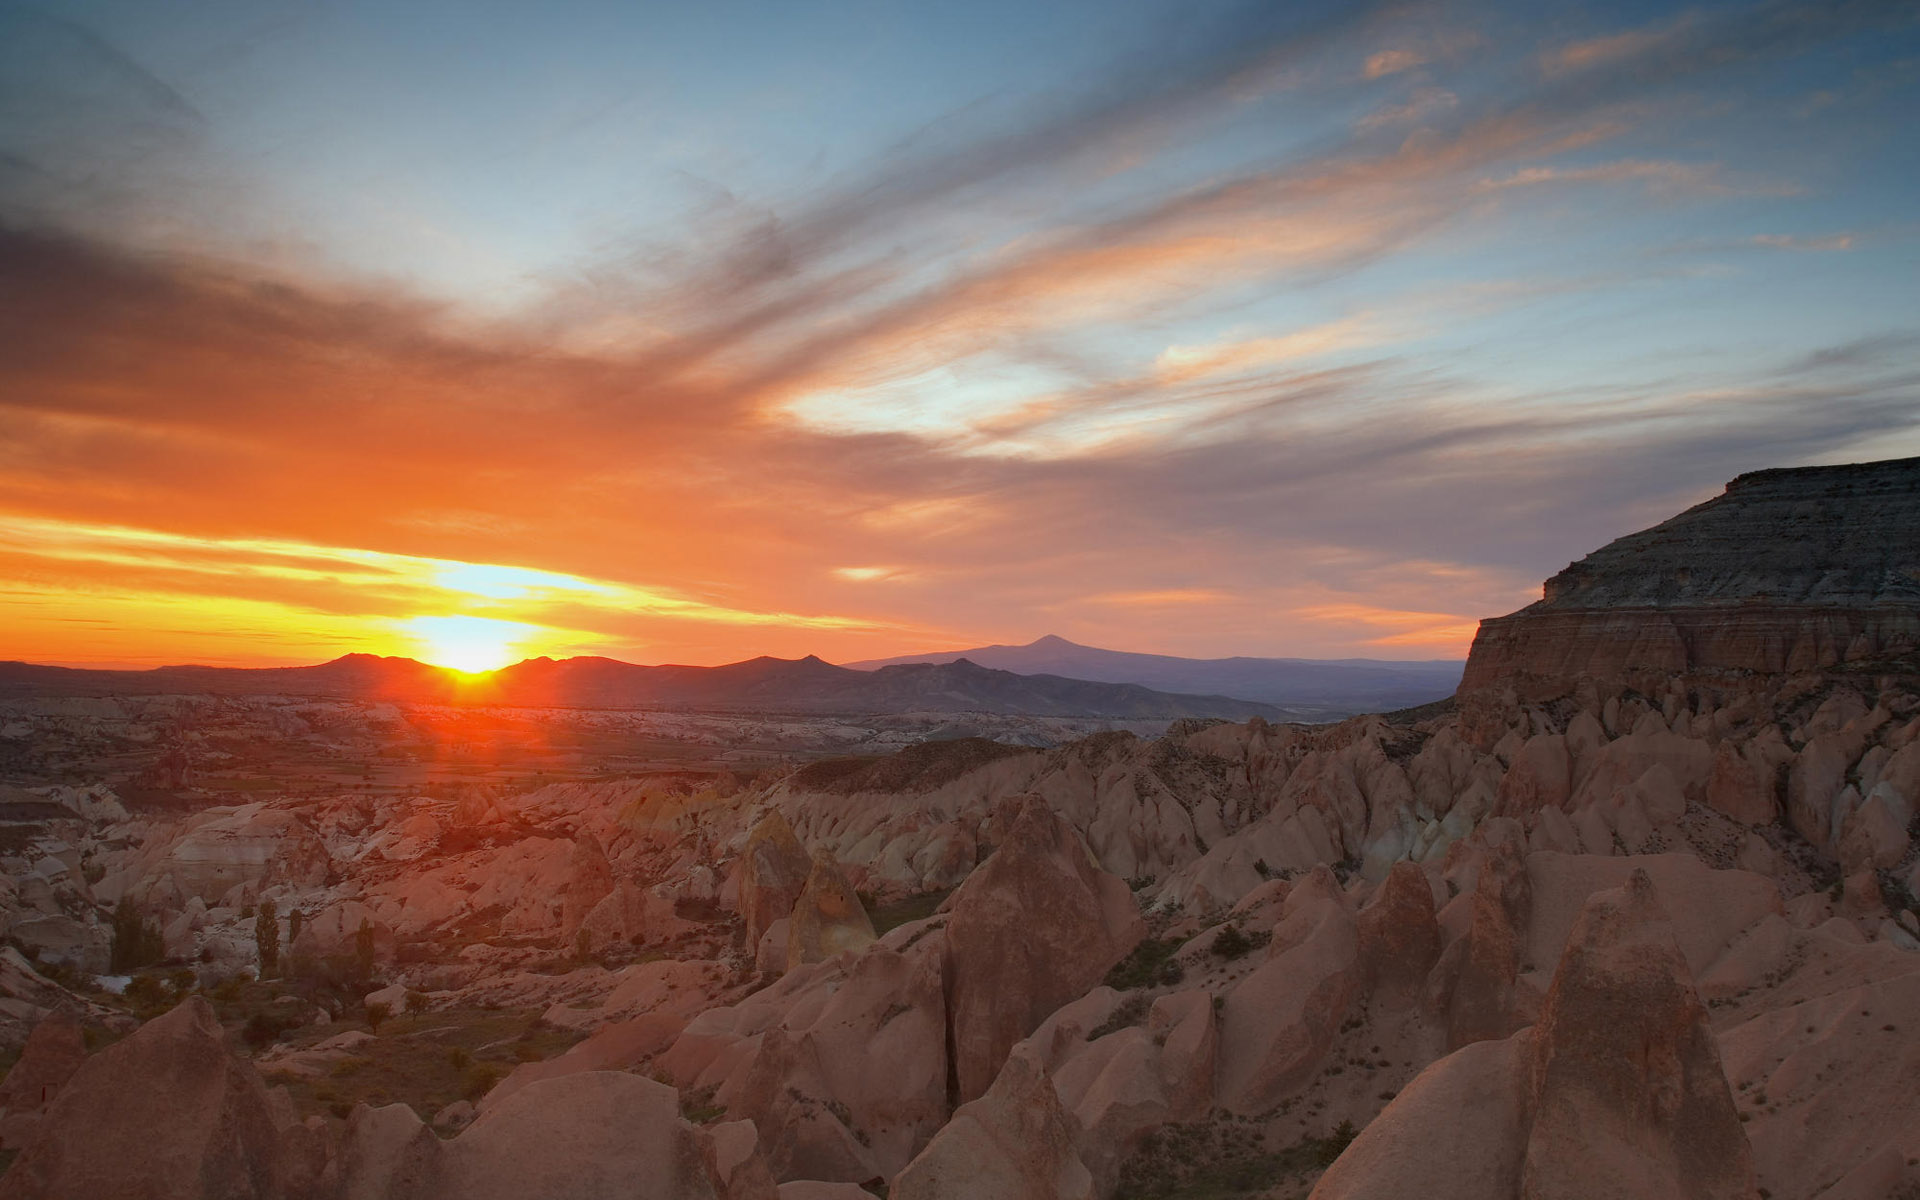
[0,653,1294,721]
[845,634,1462,714]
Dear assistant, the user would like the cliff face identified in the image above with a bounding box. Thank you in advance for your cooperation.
[1462,457,1920,694]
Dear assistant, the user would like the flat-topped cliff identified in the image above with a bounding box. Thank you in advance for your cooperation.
[1463,456,1920,694]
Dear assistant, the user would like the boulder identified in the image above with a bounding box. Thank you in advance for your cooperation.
[890,1051,1093,1200]
[945,796,1146,1103]
[1354,860,1441,1007]
[578,880,697,954]
[717,935,950,1182]
[739,813,813,947]
[1443,843,1530,1049]
[1520,870,1756,1200]
[1705,741,1777,826]
[0,997,299,1200]
[343,1071,758,1200]
[785,850,876,971]
[0,1012,84,1150]
[290,901,395,981]
[556,833,615,939]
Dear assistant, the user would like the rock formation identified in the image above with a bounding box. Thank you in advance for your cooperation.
[0,1011,83,1150]
[1311,871,1757,1200]
[945,796,1145,1102]
[784,849,876,970]
[1462,457,1920,696]
[738,813,813,948]
[0,997,310,1200]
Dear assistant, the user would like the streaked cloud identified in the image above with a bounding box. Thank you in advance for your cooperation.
[0,0,1914,668]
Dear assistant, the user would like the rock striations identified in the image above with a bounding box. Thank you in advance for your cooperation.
[1463,457,1920,696]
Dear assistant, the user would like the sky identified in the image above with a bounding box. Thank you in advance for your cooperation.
[0,0,1916,671]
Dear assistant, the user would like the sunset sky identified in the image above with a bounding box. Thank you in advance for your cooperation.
[2,0,1916,670]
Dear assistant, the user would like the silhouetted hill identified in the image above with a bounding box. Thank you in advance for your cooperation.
[843,634,1462,714]
[0,652,1288,720]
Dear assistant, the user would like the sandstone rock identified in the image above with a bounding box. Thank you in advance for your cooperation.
[577,879,696,954]
[1520,870,1756,1200]
[1838,781,1912,871]
[1461,457,1920,696]
[890,1051,1093,1200]
[1705,741,1777,826]
[777,1182,872,1200]
[556,832,615,938]
[0,1011,83,1150]
[1443,843,1530,1049]
[0,997,298,1200]
[739,812,813,947]
[785,850,876,971]
[290,901,395,979]
[1495,734,1570,815]
[756,919,791,977]
[345,1071,750,1200]
[1317,871,1759,1200]
[1719,967,1920,1200]
[945,796,1145,1103]
[1354,860,1440,1007]
[717,934,949,1182]
[1047,988,1217,1193]
[1215,869,1362,1110]
[140,805,332,904]
[1310,1031,1533,1200]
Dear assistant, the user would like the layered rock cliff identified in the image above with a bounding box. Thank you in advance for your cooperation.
[1463,457,1920,696]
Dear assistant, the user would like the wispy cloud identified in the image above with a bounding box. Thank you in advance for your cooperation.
[0,0,1915,665]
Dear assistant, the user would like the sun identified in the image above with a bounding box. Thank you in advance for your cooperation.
[404,615,534,674]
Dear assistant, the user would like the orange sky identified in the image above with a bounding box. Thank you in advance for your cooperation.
[3,2,1915,670]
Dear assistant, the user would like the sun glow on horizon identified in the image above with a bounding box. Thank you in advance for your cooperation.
[403,615,538,674]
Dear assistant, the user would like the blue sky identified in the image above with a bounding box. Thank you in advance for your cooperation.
[0,0,1916,666]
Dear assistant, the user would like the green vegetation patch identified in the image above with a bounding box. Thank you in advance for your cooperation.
[1104,935,1189,991]
[266,1007,584,1121]
[1115,1116,1359,1199]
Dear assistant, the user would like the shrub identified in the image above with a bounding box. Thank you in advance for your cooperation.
[364,1001,390,1033]
[404,990,429,1016]
[255,899,279,979]
[462,1063,504,1101]
[1103,936,1188,991]
[109,898,164,973]
[123,974,170,1014]
[1209,923,1271,962]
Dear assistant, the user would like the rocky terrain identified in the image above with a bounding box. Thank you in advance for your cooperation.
[1462,456,1920,696]
[0,456,1915,1198]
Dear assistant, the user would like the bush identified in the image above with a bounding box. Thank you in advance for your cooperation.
[109,898,165,973]
[1208,923,1271,962]
[1103,936,1189,991]
[243,1011,296,1049]
[405,990,430,1016]
[462,1063,504,1101]
[364,1001,390,1033]
[122,974,171,1014]
[255,899,279,979]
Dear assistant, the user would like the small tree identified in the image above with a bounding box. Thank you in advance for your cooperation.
[352,918,377,986]
[255,899,280,979]
[109,897,164,973]
[287,908,305,947]
[364,1000,390,1033]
